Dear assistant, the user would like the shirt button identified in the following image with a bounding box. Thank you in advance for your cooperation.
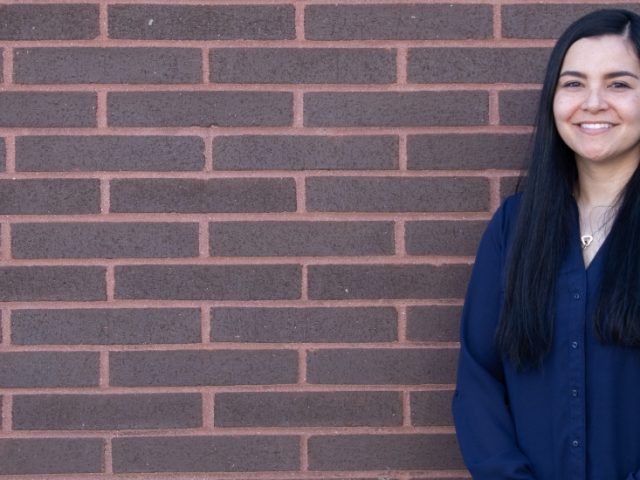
[572,389,578,397]
[573,292,581,300]
[571,341,578,349]
[572,440,579,447]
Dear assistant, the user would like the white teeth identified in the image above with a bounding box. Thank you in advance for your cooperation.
[580,123,612,129]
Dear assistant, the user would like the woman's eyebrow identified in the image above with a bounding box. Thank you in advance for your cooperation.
[558,70,639,79]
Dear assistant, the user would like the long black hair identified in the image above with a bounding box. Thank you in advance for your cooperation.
[496,9,640,370]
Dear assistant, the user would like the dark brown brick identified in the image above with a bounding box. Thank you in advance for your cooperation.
[499,90,541,126]
[307,177,489,213]
[109,5,295,40]
[406,306,462,342]
[0,438,102,475]
[409,48,549,84]
[407,133,531,170]
[405,221,487,256]
[307,348,458,384]
[12,222,199,259]
[15,48,201,84]
[502,4,640,39]
[0,5,99,40]
[501,176,522,201]
[110,178,296,213]
[305,4,492,40]
[113,436,298,473]
[0,138,6,172]
[411,390,455,426]
[305,92,488,127]
[109,92,292,127]
[308,434,463,470]
[110,350,297,386]
[211,307,397,342]
[215,391,401,427]
[0,352,98,388]
[0,267,105,301]
[0,92,96,128]
[214,135,398,170]
[211,48,395,84]
[13,393,201,430]
[115,265,300,300]
[309,264,471,300]
[12,308,200,345]
[0,179,99,214]
[210,221,394,256]
[16,136,204,172]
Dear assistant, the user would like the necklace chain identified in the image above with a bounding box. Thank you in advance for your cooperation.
[579,205,617,249]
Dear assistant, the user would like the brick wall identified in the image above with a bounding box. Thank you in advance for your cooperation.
[0,1,633,478]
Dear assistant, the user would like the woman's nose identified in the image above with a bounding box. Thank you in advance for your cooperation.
[582,87,608,112]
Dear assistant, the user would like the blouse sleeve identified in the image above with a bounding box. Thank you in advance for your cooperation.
[452,200,537,479]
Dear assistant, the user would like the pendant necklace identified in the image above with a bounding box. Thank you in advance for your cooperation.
[580,205,616,249]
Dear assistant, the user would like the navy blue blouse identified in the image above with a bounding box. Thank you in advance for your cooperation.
[453,194,640,480]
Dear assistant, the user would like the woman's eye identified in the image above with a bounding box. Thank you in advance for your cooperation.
[610,81,631,89]
[560,80,582,88]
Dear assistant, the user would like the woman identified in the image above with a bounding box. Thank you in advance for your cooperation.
[453,9,640,480]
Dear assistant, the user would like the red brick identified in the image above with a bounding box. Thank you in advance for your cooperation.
[407,306,462,343]
[410,390,455,426]
[499,90,541,126]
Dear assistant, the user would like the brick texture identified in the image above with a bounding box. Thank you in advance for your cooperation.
[211,48,395,84]
[0,0,558,477]
[113,436,299,473]
[211,307,397,342]
[305,5,493,40]
[13,394,202,430]
[214,391,402,427]
[307,348,458,384]
[213,135,398,170]
[12,222,199,259]
[16,136,204,172]
[110,350,298,386]
[11,308,200,345]
[109,5,295,40]
[304,92,488,127]
[210,221,394,256]
[108,92,292,127]
[14,48,202,84]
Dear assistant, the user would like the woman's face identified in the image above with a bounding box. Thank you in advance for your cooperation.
[553,35,640,171]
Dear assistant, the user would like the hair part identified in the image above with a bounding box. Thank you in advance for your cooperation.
[496,9,640,370]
